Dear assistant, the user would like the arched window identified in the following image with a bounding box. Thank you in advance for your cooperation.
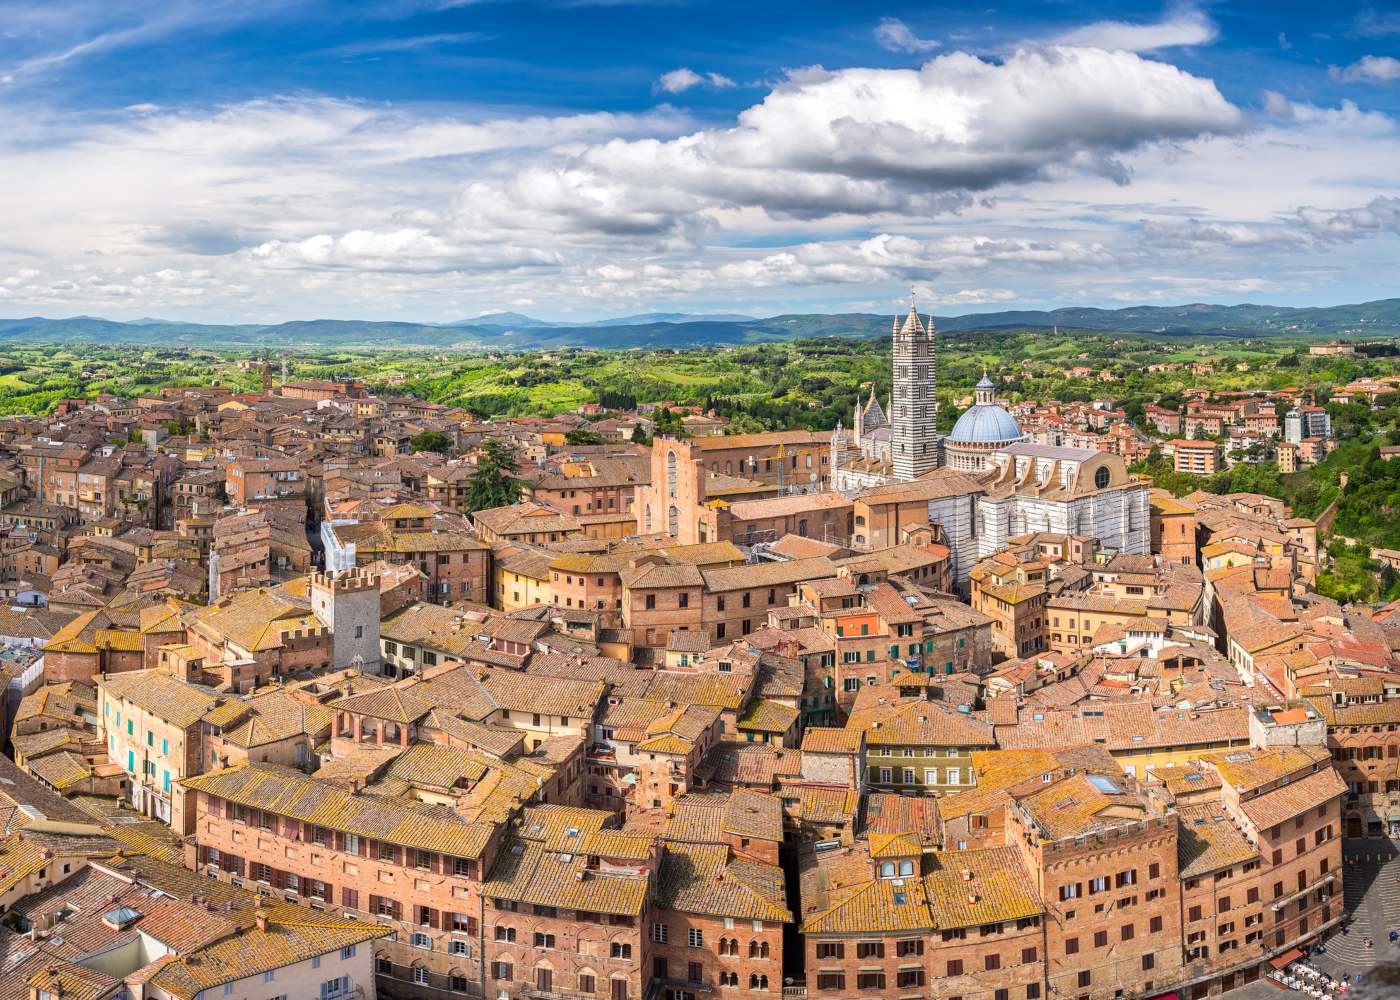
[749,975,760,990]
[666,452,678,498]
[879,861,895,877]
[644,505,652,532]
[759,941,770,958]
[1094,465,1111,490]
[668,505,679,538]
[749,940,759,958]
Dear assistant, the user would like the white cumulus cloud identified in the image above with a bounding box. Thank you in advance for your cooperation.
[1295,197,1400,239]
[1332,56,1400,84]
[464,46,1244,244]
[1052,5,1217,52]
[874,17,939,54]
[653,68,736,94]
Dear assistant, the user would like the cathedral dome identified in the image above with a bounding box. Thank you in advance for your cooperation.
[948,402,1022,444]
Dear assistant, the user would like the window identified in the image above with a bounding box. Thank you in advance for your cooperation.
[451,940,471,957]
[493,962,514,981]
[1065,937,1079,955]
[611,943,632,960]
[815,942,843,959]
[1078,971,1091,988]
[1142,954,1155,971]
[856,973,884,991]
[495,926,516,943]
[414,966,430,986]
[985,954,1001,971]
[946,960,964,976]
[411,933,431,950]
[688,927,704,947]
[652,923,668,943]
[897,971,924,989]
[580,974,596,994]
[816,974,845,991]
[856,941,884,959]
[535,932,556,949]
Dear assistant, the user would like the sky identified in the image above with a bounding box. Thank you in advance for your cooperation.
[2,1,1400,324]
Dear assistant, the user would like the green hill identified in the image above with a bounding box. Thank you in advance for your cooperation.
[4,297,1400,349]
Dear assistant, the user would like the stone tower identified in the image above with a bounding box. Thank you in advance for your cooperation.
[891,296,939,482]
[310,568,381,673]
[829,419,845,487]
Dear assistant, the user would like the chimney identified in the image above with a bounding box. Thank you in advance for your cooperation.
[254,908,270,932]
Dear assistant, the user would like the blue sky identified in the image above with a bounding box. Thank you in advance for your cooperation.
[2,1,1400,323]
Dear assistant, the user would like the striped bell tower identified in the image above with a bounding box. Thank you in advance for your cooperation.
[891,292,939,482]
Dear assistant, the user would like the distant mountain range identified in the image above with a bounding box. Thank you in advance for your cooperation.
[4,298,1400,350]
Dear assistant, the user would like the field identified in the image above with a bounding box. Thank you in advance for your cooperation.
[0,332,1385,428]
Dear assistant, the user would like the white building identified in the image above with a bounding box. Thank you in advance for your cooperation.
[975,442,1151,558]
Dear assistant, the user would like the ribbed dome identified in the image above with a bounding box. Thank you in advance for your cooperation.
[948,403,1022,444]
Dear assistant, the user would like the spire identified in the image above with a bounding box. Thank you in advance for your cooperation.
[899,289,925,336]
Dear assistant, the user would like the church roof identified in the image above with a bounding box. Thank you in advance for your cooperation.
[948,404,1023,444]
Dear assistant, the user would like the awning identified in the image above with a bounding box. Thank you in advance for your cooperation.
[1269,947,1304,969]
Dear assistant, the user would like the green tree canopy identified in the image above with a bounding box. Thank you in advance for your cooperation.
[409,430,453,454]
[464,438,523,513]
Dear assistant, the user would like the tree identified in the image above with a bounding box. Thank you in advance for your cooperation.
[565,429,604,446]
[630,424,651,445]
[465,438,523,513]
[653,407,687,438]
[409,430,453,454]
